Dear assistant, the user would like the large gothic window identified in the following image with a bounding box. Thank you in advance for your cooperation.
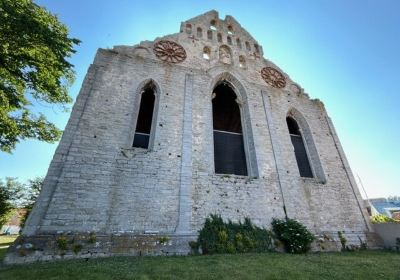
[286,117,313,178]
[132,84,156,149]
[212,83,248,176]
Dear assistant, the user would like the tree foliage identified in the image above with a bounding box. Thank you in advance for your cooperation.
[0,183,14,229]
[0,0,80,152]
[0,177,43,229]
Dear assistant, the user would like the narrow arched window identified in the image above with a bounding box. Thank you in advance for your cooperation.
[239,55,246,68]
[227,36,232,45]
[212,83,247,176]
[197,27,203,38]
[286,117,313,178]
[236,38,242,49]
[203,46,211,60]
[245,41,251,51]
[207,30,213,40]
[185,23,192,34]
[227,25,234,35]
[133,84,156,149]
[254,44,260,53]
[210,20,217,31]
[217,33,222,43]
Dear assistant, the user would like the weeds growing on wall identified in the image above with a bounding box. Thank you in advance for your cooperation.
[196,214,273,254]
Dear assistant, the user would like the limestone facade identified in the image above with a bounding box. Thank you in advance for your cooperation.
[11,10,375,262]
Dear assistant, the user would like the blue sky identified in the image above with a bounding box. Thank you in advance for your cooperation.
[0,0,399,198]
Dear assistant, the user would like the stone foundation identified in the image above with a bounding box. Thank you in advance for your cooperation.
[4,233,196,265]
[4,230,383,264]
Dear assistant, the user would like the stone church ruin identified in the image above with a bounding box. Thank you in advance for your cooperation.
[6,10,378,263]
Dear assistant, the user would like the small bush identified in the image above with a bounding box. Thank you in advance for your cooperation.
[271,218,314,254]
[371,214,400,223]
[197,214,273,254]
[338,231,347,251]
[73,244,83,254]
[57,236,68,250]
[88,232,96,244]
[158,236,170,245]
[188,241,200,254]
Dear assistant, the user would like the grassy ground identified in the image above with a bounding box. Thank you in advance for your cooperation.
[0,250,399,280]
[0,234,18,261]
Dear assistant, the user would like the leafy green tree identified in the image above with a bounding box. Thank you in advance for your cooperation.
[0,184,14,229]
[20,177,43,228]
[0,177,43,229]
[0,0,80,153]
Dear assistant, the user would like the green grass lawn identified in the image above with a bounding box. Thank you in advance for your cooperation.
[0,250,399,280]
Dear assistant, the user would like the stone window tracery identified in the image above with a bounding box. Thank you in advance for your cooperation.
[219,45,233,64]
[153,40,187,63]
[261,67,286,88]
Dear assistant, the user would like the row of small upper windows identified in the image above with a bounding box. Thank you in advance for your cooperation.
[185,23,260,53]
[202,46,247,68]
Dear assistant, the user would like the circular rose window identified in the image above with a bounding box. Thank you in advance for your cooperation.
[261,67,286,88]
[153,40,187,63]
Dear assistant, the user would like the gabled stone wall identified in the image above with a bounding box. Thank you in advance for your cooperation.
[11,10,374,263]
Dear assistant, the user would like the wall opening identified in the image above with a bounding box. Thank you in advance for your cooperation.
[207,30,213,40]
[210,20,217,31]
[185,23,192,34]
[239,55,246,68]
[203,46,211,60]
[254,44,260,53]
[227,25,234,35]
[236,38,242,49]
[227,36,232,45]
[245,41,251,51]
[212,83,248,176]
[133,84,156,149]
[286,117,313,178]
[197,27,203,38]
[217,33,222,43]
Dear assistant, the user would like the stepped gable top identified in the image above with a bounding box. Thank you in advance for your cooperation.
[180,10,263,54]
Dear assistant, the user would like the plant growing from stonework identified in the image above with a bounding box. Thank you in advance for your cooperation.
[88,232,96,244]
[338,231,347,251]
[197,214,273,255]
[57,236,68,250]
[73,244,83,254]
[271,218,314,254]
[159,236,170,245]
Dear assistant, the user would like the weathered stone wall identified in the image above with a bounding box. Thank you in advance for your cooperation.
[19,10,373,263]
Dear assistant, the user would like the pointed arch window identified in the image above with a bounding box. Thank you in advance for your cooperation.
[212,83,247,176]
[133,83,156,149]
[286,117,313,178]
